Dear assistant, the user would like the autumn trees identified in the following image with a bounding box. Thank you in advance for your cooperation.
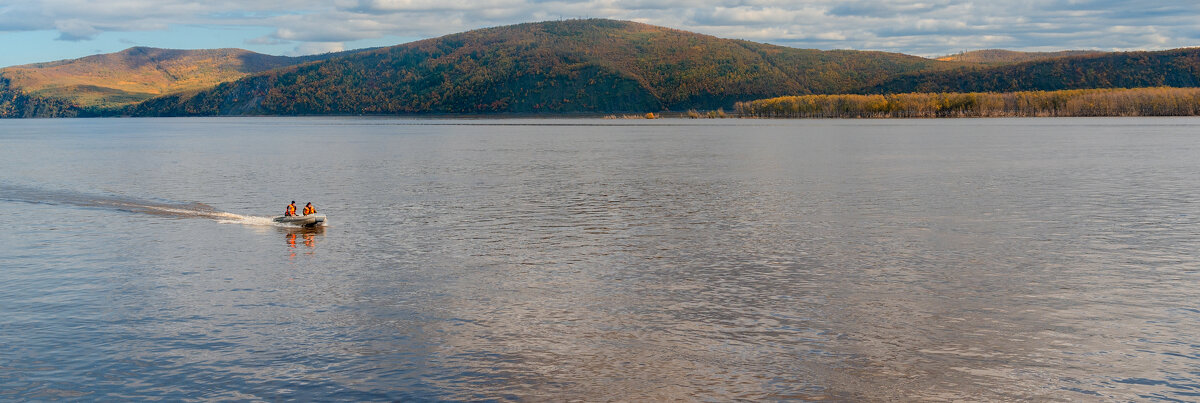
[736,88,1200,118]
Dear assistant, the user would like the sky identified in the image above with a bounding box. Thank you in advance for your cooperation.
[1,0,1197,67]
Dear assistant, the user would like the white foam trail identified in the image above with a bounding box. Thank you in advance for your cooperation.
[214,212,288,227]
[0,184,321,228]
[129,204,283,226]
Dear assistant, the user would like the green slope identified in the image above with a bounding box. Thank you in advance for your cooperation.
[124,19,950,116]
[863,48,1200,94]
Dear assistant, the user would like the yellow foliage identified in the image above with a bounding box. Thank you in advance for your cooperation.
[736,87,1200,118]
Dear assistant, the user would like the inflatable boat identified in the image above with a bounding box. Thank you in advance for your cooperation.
[273,214,326,227]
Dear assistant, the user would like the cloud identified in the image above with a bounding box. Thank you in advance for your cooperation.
[54,19,101,41]
[293,41,345,55]
[613,0,700,11]
[2,0,1199,57]
[336,0,526,13]
[245,36,288,46]
[269,13,393,42]
[693,6,821,26]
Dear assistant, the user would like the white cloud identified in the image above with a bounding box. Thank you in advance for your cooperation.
[2,0,1199,57]
[246,36,288,46]
[53,18,101,41]
[293,41,345,55]
[338,0,526,13]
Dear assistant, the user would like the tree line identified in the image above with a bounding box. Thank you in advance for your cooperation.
[735,87,1200,118]
[0,76,84,118]
[863,48,1200,94]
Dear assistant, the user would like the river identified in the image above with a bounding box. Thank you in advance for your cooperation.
[1,117,1198,400]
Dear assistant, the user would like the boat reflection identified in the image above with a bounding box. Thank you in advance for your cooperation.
[283,226,324,249]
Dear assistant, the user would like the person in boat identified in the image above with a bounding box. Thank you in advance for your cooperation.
[303,202,316,216]
[284,201,297,217]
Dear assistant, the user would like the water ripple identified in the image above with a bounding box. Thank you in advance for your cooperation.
[1,117,1198,400]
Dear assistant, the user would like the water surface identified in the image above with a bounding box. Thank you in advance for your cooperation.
[1,117,1198,400]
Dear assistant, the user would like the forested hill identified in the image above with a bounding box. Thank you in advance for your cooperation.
[863,48,1200,94]
[8,19,1199,118]
[0,76,84,118]
[124,19,949,116]
[0,47,352,109]
[935,49,1103,65]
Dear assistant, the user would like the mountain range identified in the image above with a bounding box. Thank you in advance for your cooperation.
[1,19,1198,118]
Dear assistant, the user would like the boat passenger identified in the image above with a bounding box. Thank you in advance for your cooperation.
[285,201,297,217]
[303,202,316,216]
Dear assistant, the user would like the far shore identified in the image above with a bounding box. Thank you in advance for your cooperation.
[735,87,1200,119]
[8,87,1200,120]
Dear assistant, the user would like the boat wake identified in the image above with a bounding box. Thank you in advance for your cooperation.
[0,183,307,228]
[214,212,288,227]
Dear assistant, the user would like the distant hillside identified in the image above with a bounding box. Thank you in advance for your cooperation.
[8,19,1196,118]
[936,49,1103,64]
[738,87,1200,118]
[0,76,84,117]
[124,19,950,116]
[0,47,347,108]
[864,48,1200,94]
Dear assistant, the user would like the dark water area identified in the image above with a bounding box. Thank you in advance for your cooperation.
[1,117,1198,401]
